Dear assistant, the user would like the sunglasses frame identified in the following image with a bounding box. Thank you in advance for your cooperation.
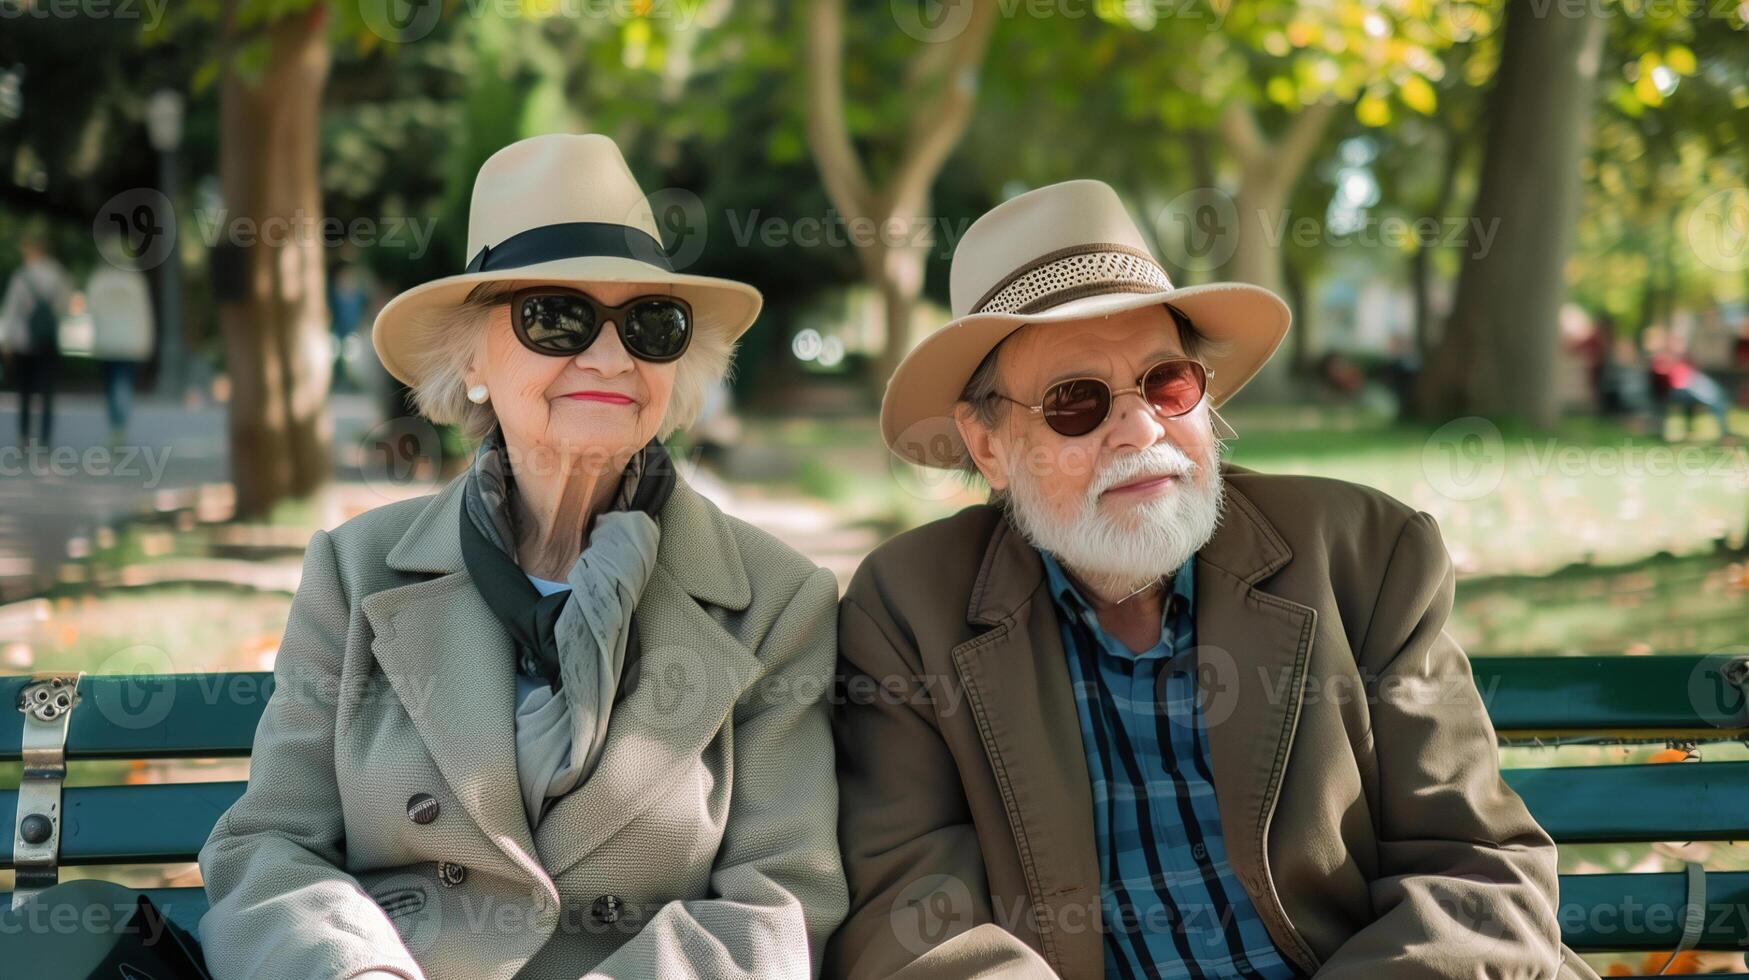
[992,357,1214,437]
[507,285,695,363]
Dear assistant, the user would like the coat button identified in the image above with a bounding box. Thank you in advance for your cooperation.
[437,861,467,887]
[407,793,440,825]
[591,894,622,924]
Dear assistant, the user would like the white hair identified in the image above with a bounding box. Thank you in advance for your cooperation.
[402,280,736,441]
[1005,436,1225,602]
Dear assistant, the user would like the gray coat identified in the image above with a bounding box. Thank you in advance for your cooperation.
[197,472,848,980]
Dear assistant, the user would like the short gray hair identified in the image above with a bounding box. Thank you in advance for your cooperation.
[955,304,1228,485]
[403,280,736,442]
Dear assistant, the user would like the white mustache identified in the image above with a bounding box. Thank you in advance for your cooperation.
[1089,443,1199,498]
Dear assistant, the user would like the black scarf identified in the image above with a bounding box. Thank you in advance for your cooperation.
[458,430,677,692]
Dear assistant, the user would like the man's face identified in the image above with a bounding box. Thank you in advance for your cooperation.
[955,305,1225,598]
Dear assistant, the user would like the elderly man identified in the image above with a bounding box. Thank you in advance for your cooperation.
[827,180,1597,980]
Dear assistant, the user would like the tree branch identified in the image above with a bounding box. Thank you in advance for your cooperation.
[1274,98,1338,186]
[1219,101,1266,170]
[885,0,998,220]
[804,0,875,227]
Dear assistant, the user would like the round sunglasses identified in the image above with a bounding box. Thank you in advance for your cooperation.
[508,286,693,363]
[991,358,1212,437]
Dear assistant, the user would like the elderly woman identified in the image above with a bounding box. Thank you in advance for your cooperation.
[197,134,847,980]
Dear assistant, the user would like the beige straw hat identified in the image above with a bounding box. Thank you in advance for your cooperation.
[881,179,1291,468]
[371,133,761,386]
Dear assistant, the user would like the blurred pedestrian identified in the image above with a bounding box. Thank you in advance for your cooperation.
[1599,335,1655,431]
[0,230,73,449]
[1646,325,1734,440]
[327,255,375,392]
[86,238,157,446]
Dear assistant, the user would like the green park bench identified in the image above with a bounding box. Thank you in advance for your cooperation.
[3,654,1749,977]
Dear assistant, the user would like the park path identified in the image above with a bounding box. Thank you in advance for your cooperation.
[0,392,875,604]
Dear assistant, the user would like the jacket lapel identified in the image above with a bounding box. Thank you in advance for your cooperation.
[362,477,545,881]
[956,468,1322,976]
[359,473,759,886]
[951,516,1104,978]
[1193,474,1321,972]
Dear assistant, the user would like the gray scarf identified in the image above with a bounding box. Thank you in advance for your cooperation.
[460,427,664,827]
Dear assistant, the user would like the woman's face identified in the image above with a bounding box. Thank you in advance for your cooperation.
[467,281,678,473]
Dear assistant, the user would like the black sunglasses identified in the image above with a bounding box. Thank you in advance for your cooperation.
[991,358,1212,437]
[508,286,693,363]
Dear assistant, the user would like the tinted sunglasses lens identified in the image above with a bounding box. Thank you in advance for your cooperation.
[1143,361,1207,416]
[518,293,597,353]
[1041,378,1110,437]
[621,300,691,361]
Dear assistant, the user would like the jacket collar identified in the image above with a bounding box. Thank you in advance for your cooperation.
[387,466,752,612]
[965,462,1291,627]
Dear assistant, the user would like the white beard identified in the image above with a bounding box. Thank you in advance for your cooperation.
[1005,437,1225,602]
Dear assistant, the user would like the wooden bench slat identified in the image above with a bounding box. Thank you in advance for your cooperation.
[1506,761,1749,843]
[0,656,1739,763]
[1472,654,1749,737]
[1560,871,1749,951]
[7,874,1742,959]
[0,674,270,761]
[0,885,210,940]
[0,782,245,867]
[9,765,1742,869]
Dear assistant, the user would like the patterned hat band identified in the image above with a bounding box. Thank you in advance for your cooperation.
[969,243,1176,316]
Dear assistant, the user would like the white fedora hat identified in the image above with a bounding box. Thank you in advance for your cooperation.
[371,133,761,386]
[881,179,1291,468]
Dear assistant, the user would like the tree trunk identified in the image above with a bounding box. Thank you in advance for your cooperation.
[1414,0,1605,426]
[217,7,334,519]
[1412,127,1467,358]
[1220,100,1337,400]
[803,0,997,396]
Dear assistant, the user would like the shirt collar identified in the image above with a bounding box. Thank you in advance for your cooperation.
[1036,547,1195,632]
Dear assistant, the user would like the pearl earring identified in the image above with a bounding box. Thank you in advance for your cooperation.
[466,383,489,404]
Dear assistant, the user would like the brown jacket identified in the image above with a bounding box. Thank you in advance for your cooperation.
[828,466,1598,980]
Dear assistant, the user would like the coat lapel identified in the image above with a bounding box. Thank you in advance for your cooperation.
[362,477,545,881]
[1194,474,1321,972]
[359,473,759,886]
[951,516,1104,978]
